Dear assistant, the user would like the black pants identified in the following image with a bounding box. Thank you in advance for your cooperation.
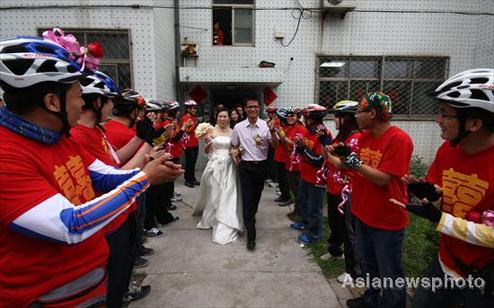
[287,170,300,214]
[170,156,180,198]
[106,218,131,307]
[327,193,345,256]
[342,195,359,278]
[266,147,276,182]
[134,195,146,252]
[238,160,267,242]
[275,161,291,201]
[144,183,174,228]
[184,146,198,183]
[412,257,494,308]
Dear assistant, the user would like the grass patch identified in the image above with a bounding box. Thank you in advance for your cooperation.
[403,215,439,277]
[308,214,439,279]
[308,220,346,277]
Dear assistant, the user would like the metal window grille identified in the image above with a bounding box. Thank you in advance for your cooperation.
[38,28,132,90]
[317,55,449,119]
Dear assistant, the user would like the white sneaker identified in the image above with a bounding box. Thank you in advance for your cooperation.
[170,196,181,202]
[320,252,344,261]
[337,272,353,284]
[145,227,164,238]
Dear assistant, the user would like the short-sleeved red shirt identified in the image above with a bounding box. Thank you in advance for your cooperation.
[427,142,494,274]
[351,126,413,230]
[283,123,307,172]
[181,113,198,148]
[70,124,131,229]
[0,126,108,306]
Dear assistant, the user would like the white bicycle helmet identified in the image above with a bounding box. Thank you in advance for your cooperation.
[80,73,112,97]
[184,99,197,107]
[94,71,119,97]
[333,100,358,114]
[433,68,494,113]
[146,99,166,112]
[0,36,85,89]
[168,100,180,111]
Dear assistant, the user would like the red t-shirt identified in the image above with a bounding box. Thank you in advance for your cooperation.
[163,119,184,158]
[427,142,494,274]
[181,113,198,148]
[70,124,131,229]
[273,119,286,162]
[351,126,413,230]
[300,129,324,184]
[284,122,307,172]
[103,119,138,151]
[0,126,108,306]
[326,132,362,195]
[71,124,119,166]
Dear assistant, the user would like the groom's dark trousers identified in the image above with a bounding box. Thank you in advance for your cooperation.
[238,160,267,242]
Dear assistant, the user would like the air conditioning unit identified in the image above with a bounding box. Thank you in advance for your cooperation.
[321,0,357,12]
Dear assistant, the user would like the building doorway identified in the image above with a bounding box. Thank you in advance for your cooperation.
[207,85,262,122]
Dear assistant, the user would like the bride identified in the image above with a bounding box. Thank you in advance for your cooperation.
[192,107,243,244]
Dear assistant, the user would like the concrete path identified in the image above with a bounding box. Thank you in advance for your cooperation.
[131,180,341,308]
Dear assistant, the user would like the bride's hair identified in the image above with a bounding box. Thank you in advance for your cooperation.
[215,106,229,120]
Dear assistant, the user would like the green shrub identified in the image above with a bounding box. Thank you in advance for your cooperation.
[409,154,428,178]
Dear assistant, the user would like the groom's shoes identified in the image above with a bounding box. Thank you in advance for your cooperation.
[278,199,293,207]
[193,180,200,186]
[247,240,256,251]
[274,196,286,202]
[184,182,195,188]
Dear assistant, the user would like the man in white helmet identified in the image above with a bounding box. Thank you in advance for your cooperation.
[0,36,183,306]
[391,69,494,307]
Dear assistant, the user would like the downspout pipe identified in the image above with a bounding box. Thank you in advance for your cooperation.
[174,0,182,101]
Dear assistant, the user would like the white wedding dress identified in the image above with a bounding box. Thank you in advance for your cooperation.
[192,135,243,244]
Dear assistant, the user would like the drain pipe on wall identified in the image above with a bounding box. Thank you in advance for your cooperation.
[174,0,183,102]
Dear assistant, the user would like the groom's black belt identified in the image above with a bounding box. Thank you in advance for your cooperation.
[240,160,267,165]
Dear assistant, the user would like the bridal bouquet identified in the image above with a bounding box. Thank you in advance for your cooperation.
[195,122,213,139]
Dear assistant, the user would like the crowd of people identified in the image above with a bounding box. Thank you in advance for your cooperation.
[0,28,493,308]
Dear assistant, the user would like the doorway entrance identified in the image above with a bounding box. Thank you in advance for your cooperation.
[204,85,262,123]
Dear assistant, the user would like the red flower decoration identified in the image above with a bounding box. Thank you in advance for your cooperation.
[87,41,104,58]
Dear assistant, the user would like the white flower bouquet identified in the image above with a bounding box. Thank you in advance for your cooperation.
[195,122,214,139]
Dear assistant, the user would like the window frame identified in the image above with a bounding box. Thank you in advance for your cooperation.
[315,55,449,120]
[37,28,133,89]
[212,0,255,46]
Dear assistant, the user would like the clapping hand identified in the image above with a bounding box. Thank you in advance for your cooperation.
[390,175,443,223]
[136,117,156,145]
[389,197,442,223]
[142,154,184,185]
[331,143,352,158]
[149,146,170,160]
[294,134,305,146]
[181,119,194,131]
[315,124,327,136]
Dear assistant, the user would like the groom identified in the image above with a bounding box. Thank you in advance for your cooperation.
[232,98,277,251]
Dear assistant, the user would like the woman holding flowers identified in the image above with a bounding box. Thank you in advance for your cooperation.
[192,107,243,244]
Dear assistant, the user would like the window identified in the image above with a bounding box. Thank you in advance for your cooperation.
[212,0,255,46]
[317,56,449,118]
[38,29,132,90]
